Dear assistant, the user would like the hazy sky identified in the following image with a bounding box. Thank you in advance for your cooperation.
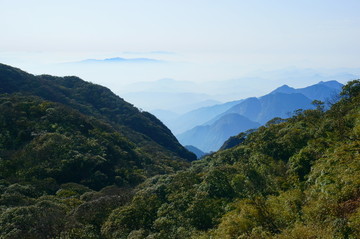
[1,0,360,97]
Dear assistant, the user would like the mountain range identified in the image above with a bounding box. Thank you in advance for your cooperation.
[177,113,260,152]
[1,63,359,239]
[173,80,343,153]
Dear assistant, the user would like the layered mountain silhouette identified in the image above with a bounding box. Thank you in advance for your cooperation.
[177,114,260,152]
[270,80,343,101]
[176,81,343,152]
[164,99,243,135]
[184,145,206,159]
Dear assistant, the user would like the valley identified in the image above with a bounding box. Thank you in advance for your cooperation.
[1,64,359,238]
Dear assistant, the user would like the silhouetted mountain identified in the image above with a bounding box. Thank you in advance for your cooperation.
[207,93,313,125]
[166,99,243,134]
[177,113,260,152]
[184,145,206,159]
[255,93,314,124]
[271,80,343,102]
[175,81,342,152]
[204,97,261,126]
[270,84,297,94]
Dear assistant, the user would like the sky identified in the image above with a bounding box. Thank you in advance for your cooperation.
[1,0,360,108]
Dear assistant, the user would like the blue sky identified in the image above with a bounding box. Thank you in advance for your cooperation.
[1,0,360,98]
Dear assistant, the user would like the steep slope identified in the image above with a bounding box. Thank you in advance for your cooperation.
[177,113,260,152]
[0,95,189,190]
[0,63,195,239]
[256,92,314,124]
[1,78,359,239]
[0,63,195,161]
[100,80,360,239]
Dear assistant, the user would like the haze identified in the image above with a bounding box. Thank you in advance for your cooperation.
[1,0,360,111]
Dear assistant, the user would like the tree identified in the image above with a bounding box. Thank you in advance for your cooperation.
[340,79,360,99]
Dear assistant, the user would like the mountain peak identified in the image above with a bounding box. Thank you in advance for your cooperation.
[270,84,296,94]
[317,80,343,89]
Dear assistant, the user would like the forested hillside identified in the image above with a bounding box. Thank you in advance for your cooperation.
[0,64,194,238]
[0,63,359,238]
[0,63,195,162]
[100,80,360,238]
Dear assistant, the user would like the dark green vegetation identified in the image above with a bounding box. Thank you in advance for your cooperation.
[0,63,194,238]
[100,80,360,238]
[0,63,359,238]
[0,63,195,162]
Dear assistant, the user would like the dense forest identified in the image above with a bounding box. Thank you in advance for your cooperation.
[1,64,360,238]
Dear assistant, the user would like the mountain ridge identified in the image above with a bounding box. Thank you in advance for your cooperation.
[177,113,260,152]
[0,63,195,161]
[176,81,343,152]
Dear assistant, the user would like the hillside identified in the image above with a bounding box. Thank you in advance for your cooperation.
[0,63,359,238]
[0,95,190,190]
[0,64,196,186]
[98,80,360,239]
[0,63,195,162]
[0,64,197,238]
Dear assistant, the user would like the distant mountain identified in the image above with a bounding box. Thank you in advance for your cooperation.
[177,113,260,152]
[176,81,343,152]
[165,99,243,134]
[211,81,343,125]
[77,57,164,64]
[256,92,314,124]
[270,84,297,94]
[271,80,343,102]
[184,145,206,159]
[207,93,313,125]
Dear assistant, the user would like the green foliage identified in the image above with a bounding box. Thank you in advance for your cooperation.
[0,94,191,191]
[340,79,360,99]
[0,63,196,238]
[0,63,196,161]
[0,200,67,239]
[98,79,360,238]
[1,64,360,239]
